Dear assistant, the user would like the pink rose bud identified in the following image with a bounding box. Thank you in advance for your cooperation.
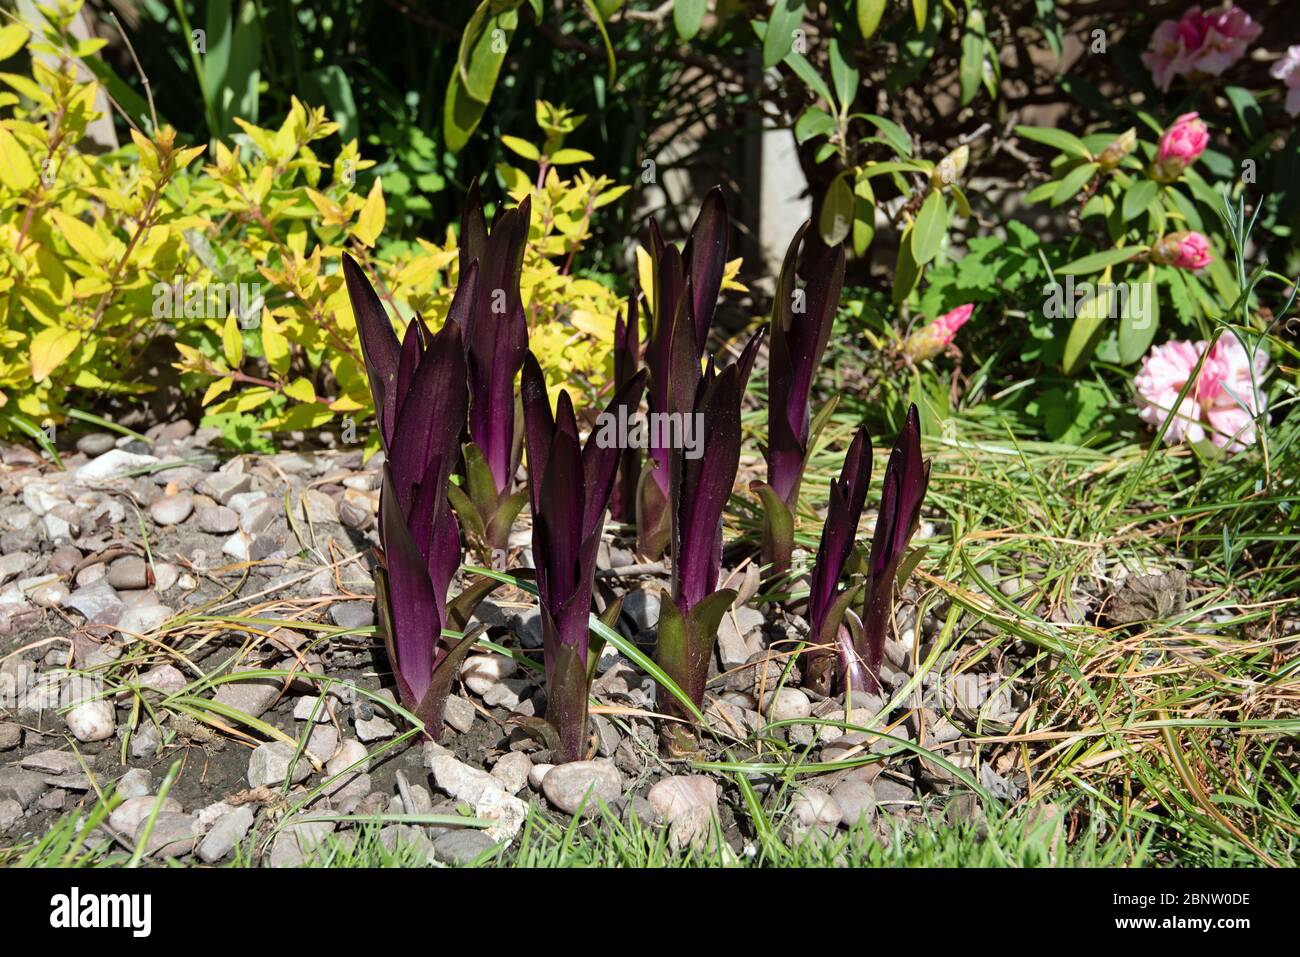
[1154,112,1209,181]
[1151,231,1212,271]
[903,303,974,360]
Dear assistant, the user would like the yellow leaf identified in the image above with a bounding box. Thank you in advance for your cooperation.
[636,245,654,313]
[353,177,386,247]
[223,313,244,368]
[30,326,80,382]
[284,377,316,403]
[261,312,290,375]
[0,125,36,192]
[203,376,234,405]
[48,209,109,263]
[0,24,29,62]
[305,188,346,225]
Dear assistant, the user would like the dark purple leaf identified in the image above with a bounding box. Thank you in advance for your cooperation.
[581,369,647,543]
[856,404,930,693]
[766,224,846,506]
[682,187,729,355]
[342,255,401,447]
[520,351,554,520]
[388,318,468,516]
[379,465,439,705]
[671,328,764,613]
[610,300,641,523]
[807,427,872,632]
[458,178,487,278]
[462,192,531,495]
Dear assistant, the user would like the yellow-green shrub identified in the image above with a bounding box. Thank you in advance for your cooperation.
[0,6,717,452]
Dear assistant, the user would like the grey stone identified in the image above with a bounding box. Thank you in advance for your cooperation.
[0,721,20,750]
[432,829,498,865]
[0,767,46,807]
[197,805,254,863]
[149,492,194,526]
[0,552,32,584]
[268,819,335,867]
[427,753,528,842]
[21,750,81,775]
[647,775,718,824]
[541,760,623,817]
[116,603,171,636]
[196,505,239,534]
[137,664,185,696]
[329,601,374,630]
[76,449,159,482]
[790,787,842,829]
[247,741,311,788]
[668,804,714,851]
[762,686,812,722]
[482,678,530,710]
[830,780,876,827]
[490,751,532,794]
[110,794,182,835]
[64,679,115,742]
[305,724,338,763]
[107,556,149,590]
[293,695,333,723]
[116,768,152,800]
[872,778,914,803]
[239,500,279,535]
[213,679,280,718]
[622,589,660,629]
[296,490,338,524]
[443,695,475,733]
[355,714,396,742]
[198,472,252,505]
[62,579,124,624]
[76,433,117,456]
[0,798,22,830]
[461,654,517,696]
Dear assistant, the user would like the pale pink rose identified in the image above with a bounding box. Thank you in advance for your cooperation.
[1142,4,1260,91]
[1270,45,1300,116]
[1134,336,1268,452]
[1143,17,1197,91]
[1195,4,1262,76]
[902,303,974,360]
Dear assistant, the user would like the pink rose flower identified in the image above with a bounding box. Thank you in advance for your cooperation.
[1142,4,1261,91]
[903,303,974,360]
[1270,45,1300,117]
[1151,231,1212,271]
[1134,336,1268,452]
[1195,3,1263,76]
[1155,112,1209,179]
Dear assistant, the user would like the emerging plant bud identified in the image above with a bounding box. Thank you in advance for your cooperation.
[1097,128,1137,170]
[1152,112,1209,182]
[902,303,975,360]
[931,144,970,189]
[1150,231,1212,270]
